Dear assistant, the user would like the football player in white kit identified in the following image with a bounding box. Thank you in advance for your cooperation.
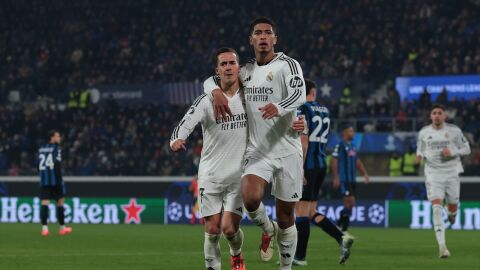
[171,47,306,270]
[415,104,471,259]
[171,48,247,270]
[203,17,306,270]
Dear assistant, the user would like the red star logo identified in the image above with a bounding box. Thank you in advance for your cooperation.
[121,198,145,224]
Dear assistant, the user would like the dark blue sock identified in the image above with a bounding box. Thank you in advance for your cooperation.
[312,212,343,244]
[339,208,351,231]
[41,205,49,226]
[295,217,310,260]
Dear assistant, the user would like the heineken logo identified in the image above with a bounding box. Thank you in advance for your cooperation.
[409,200,480,230]
[0,197,162,225]
[121,198,145,224]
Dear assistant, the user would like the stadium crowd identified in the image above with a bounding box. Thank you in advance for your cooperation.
[0,101,201,176]
[1,96,479,176]
[1,0,479,176]
[1,0,479,103]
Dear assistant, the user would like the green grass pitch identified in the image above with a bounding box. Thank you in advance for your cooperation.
[0,224,478,270]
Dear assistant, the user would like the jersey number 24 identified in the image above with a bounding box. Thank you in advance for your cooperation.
[39,153,54,171]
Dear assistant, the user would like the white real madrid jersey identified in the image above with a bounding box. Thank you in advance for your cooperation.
[204,52,306,158]
[416,123,471,174]
[170,90,247,183]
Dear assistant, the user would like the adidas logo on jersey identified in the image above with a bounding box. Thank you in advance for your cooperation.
[244,76,251,82]
[291,193,299,199]
[236,207,243,213]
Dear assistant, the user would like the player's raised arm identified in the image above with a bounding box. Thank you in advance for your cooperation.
[203,75,232,119]
[170,94,207,152]
[451,128,471,157]
[273,59,307,117]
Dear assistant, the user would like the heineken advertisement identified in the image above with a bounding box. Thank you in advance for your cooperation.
[388,200,480,230]
[0,197,165,225]
[2,196,478,230]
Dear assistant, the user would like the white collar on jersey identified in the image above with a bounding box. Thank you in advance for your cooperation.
[254,52,284,66]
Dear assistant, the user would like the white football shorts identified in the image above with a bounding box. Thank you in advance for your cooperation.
[425,168,460,205]
[197,179,243,218]
[242,150,303,202]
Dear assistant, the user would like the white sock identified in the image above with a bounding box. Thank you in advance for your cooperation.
[432,204,446,247]
[204,233,221,270]
[60,225,65,230]
[278,225,297,270]
[247,202,274,235]
[225,229,244,256]
[42,225,48,231]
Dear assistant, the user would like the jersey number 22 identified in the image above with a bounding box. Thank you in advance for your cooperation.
[309,116,330,143]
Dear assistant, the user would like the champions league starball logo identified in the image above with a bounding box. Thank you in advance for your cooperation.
[368,204,385,224]
[167,202,183,221]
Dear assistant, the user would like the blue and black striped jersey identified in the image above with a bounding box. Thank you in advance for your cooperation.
[297,101,331,169]
[38,143,62,186]
[332,140,358,182]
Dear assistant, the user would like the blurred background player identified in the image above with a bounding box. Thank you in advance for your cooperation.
[415,104,471,258]
[170,48,247,270]
[204,17,307,270]
[293,79,354,266]
[189,174,204,225]
[38,130,72,236]
[332,124,369,233]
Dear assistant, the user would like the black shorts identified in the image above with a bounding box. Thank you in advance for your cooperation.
[339,180,356,197]
[40,184,65,201]
[301,167,327,201]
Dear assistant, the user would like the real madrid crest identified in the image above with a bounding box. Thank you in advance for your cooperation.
[266,71,273,82]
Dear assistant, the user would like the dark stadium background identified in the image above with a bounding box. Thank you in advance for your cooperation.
[1,2,480,270]
[0,0,479,223]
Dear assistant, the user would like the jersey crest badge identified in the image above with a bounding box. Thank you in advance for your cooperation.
[267,71,273,82]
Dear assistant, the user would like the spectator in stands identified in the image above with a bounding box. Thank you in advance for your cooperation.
[419,88,431,110]
[389,89,401,116]
[436,88,448,106]
[402,147,418,176]
[389,152,403,177]
[0,0,479,177]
